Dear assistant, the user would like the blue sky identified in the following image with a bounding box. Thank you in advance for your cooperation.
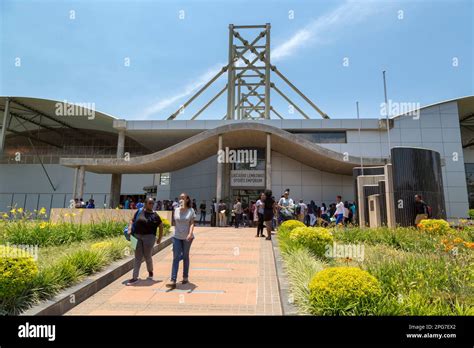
[1,0,472,120]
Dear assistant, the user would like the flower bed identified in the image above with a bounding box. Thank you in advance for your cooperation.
[278,219,474,315]
[0,209,172,315]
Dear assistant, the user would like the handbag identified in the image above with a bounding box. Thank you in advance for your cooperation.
[123,208,143,241]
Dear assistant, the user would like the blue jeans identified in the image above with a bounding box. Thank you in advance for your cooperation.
[335,213,344,225]
[171,237,193,282]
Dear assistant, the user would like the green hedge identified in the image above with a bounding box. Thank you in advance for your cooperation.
[0,246,38,300]
[308,267,382,315]
[0,237,130,315]
[289,227,334,257]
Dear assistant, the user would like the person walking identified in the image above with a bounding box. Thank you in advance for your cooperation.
[278,190,294,222]
[218,200,227,227]
[296,199,307,222]
[233,198,243,228]
[333,196,345,225]
[307,200,316,226]
[263,190,276,240]
[414,194,430,225]
[166,193,195,289]
[126,198,164,286]
[320,203,328,222]
[199,200,206,225]
[255,193,265,237]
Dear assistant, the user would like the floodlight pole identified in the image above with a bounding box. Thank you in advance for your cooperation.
[383,70,392,161]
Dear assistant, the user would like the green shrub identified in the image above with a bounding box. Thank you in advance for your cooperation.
[364,244,473,315]
[289,227,333,257]
[66,249,108,275]
[91,239,130,261]
[278,220,306,236]
[161,218,171,235]
[417,219,451,235]
[0,246,38,300]
[3,220,123,247]
[332,226,442,253]
[308,267,382,315]
[469,210,474,219]
[281,248,325,314]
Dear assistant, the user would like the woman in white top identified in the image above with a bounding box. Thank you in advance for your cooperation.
[255,193,265,237]
[166,192,195,289]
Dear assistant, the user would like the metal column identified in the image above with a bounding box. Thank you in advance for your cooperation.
[266,133,271,190]
[227,24,235,120]
[216,135,223,201]
[264,23,271,119]
[0,97,10,155]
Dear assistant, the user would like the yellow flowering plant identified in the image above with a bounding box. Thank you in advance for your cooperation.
[289,226,334,257]
[0,245,38,300]
[308,267,382,315]
[417,219,451,235]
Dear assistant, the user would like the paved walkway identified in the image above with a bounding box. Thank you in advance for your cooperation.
[66,226,282,315]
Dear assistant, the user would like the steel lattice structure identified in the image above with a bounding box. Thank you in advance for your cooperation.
[167,24,330,121]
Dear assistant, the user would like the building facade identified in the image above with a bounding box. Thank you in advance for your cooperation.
[1,96,473,219]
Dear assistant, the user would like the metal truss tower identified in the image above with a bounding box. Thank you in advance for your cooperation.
[167,24,329,121]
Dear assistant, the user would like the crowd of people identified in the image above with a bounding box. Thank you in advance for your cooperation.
[214,189,357,232]
[123,190,431,287]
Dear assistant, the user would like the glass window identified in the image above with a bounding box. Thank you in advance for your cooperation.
[465,164,474,208]
[231,148,266,170]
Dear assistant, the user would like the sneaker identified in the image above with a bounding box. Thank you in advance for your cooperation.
[126,278,139,286]
[166,281,177,289]
[182,278,189,284]
[147,271,153,280]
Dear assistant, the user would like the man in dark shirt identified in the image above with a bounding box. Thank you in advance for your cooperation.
[199,200,206,225]
[414,194,429,226]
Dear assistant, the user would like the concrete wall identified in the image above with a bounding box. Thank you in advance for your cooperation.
[316,101,468,218]
[0,164,155,213]
[271,151,354,203]
[0,100,468,218]
[169,155,217,207]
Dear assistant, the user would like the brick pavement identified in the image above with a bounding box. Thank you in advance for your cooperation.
[66,226,282,315]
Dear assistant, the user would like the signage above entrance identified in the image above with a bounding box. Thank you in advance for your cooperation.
[230,170,265,187]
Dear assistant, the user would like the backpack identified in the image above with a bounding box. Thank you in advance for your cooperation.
[123,208,143,241]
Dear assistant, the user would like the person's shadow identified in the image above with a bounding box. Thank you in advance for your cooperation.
[122,279,162,287]
[165,281,197,293]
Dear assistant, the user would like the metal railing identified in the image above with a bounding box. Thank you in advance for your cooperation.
[0,192,110,214]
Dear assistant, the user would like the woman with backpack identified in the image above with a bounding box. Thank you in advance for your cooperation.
[166,192,196,289]
[126,197,164,286]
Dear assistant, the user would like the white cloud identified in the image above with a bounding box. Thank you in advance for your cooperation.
[142,0,385,119]
[142,63,224,118]
[272,0,383,61]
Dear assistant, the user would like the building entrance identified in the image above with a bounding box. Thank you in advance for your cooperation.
[232,189,263,208]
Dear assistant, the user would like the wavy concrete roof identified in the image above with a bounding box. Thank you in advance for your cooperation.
[60,122,385,175]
